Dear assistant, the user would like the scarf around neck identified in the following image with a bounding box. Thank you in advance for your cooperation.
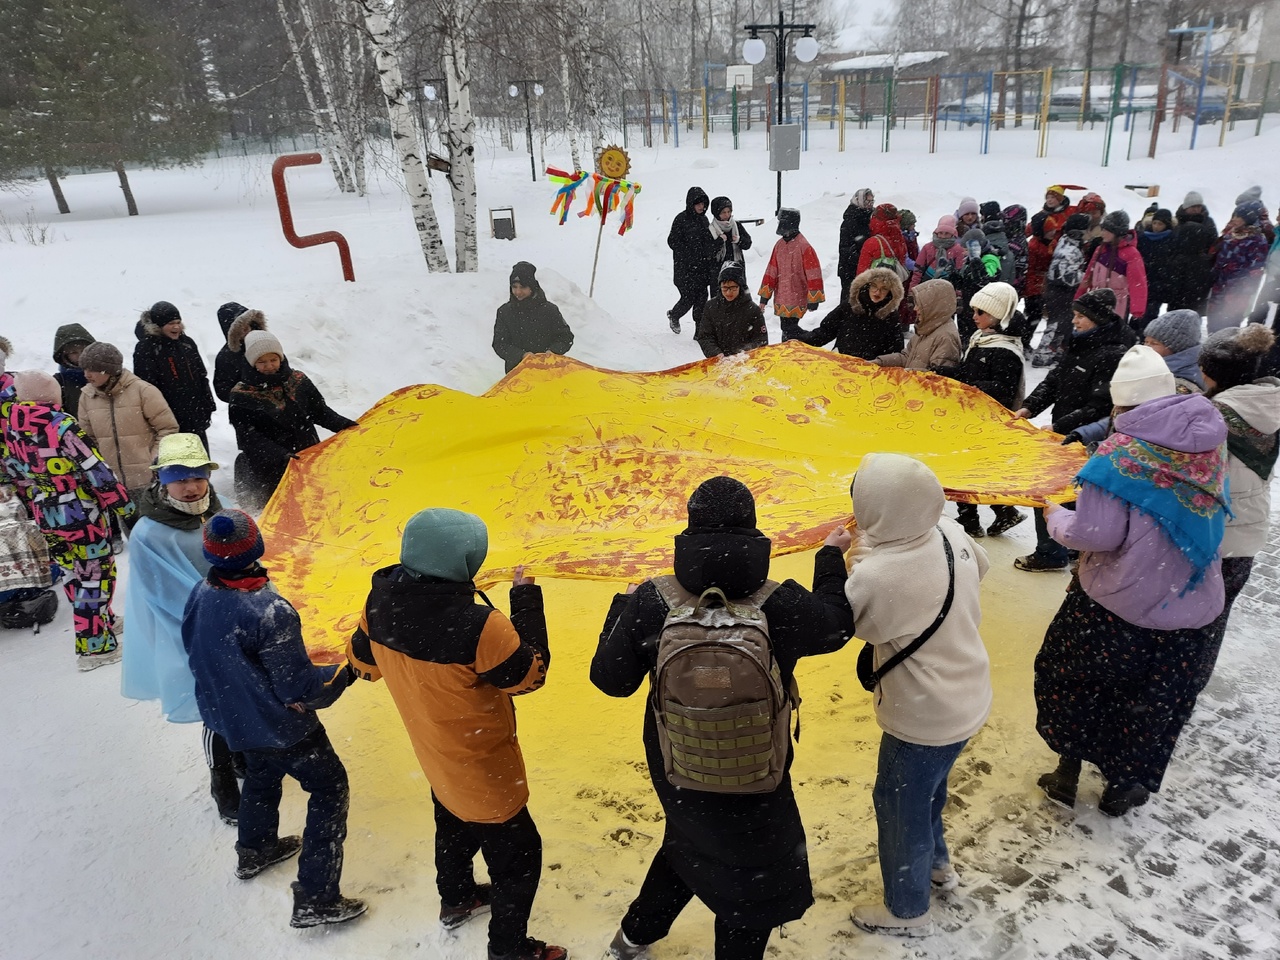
[1213,400,1280,482]
[963,329,1023,361]
[1078,430,1230,588]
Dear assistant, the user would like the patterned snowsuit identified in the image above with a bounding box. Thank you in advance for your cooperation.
[0,375,133,654]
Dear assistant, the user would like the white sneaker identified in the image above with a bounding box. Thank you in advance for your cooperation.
[851,902,935,937]
[931,864,959,891]
[78,646,122,672]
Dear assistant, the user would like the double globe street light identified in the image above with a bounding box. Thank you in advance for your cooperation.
[508,80,545,182]
[742,9,818,213]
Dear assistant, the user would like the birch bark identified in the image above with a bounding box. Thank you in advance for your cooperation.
[442,9,478,273]
[353,0,451,272]
[274,0,350,192]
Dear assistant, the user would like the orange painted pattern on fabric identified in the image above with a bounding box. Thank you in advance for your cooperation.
[260,342,1084,655]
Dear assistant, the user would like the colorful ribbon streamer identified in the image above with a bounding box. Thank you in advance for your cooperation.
[547,167,641,236]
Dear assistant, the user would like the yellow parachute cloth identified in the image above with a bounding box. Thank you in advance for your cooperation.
[259,342,1084,656]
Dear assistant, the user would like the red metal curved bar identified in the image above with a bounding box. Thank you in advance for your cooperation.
[271,153,355,282]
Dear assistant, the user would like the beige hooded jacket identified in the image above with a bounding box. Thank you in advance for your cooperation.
[845,453,992,746]
[78,370,179,491]
[876,278,962,370]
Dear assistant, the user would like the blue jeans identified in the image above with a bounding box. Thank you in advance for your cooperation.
[239,725,349,901]
[872,733,968,919]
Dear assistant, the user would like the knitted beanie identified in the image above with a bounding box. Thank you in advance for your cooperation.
[934,215,958,237]
[149,301,182,325]
[979,200,1003,223]
[710,196,733,219]
[1183,190,1204,208]
[1233,200,1263,226]
[1100,210,1131,235]
[1110,345,1176,407]
[1200,325,1277,393]
[79,341,124,376]
[1062,213,1092,234]
[1143,310,1202,354]
[400,508,488,582]
[1073,288,1119,325]
[1236,185,1263,205]
[898,209,916,229]
[969,282,1019,323]
[956,197,980,218]
[1078,192,1106,215]
[243,330,285,366]
[1150,208,1174,229]
[687,476,757,531]
[202,510,265,570]
[12,370,62,406]
[509,261,538,287]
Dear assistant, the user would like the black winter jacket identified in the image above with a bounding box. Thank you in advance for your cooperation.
[696,294,768,358]
[838,205,873,281]
[132,321,216,435]
[667,187,717,289]
[1022,321,1138,433]
[1137,229,1179,307]
[781,267,904,360]
[228,360,356,509]
[492,282,574,373]
[591,537,852,929]
[1170,210,1219,310]
[935,340,1025,410]
[215,309,266,403]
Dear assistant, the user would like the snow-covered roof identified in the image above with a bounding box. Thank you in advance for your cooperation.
[823,51,949,73]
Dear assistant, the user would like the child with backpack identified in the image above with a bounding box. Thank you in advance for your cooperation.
[591,476,854,960]
[1031,213,1092,368]
[843,454,992,938]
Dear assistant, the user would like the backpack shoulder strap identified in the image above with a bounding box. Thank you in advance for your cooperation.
[652,575,694,612]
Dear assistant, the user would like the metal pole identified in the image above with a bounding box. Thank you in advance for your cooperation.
[1191,18,1213,149]
[732,85,740,150]
[776,9,785,214]
[1149,62,1167,158]
[523,86,536,181]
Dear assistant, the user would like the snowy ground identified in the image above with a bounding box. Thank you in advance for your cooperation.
[0,120,1277,959]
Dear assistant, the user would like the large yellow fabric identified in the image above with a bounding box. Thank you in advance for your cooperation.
[260,342,1084,655]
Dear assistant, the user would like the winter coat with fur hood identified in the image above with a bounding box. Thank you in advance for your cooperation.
[215,308,264,403]
[876,278,960,370]
[132,312,215,435]
[78,370,179,491]
[781,267,904,360]
[845,453,992,747]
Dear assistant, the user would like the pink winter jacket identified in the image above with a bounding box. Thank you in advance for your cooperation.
[1076,233,1148,319]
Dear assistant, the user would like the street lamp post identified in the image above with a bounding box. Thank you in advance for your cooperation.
[419,77,446,177]
[508,79,544,182]
[742,9,818,213]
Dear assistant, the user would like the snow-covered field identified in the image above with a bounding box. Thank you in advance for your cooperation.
[1,119,1277,959]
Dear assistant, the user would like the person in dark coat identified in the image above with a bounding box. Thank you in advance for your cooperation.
[132,301,216,450]
[780,266,904,360]
[708,196,753,296]
[51,322,95,417]
[1169,192,1218,313]
[213,301,256,404]
[591,476,854,960]
[182,509,366,929]
[666,187,718,336]
[228,330,358,512]
[1014,289,1138,571]
[492,262,574,374]
[1137,209,1178,328]
[838,187,876,304]
[696,262,768,358]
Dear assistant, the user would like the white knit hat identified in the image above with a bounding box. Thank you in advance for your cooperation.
[243,329,285,366]
[969,282,1019,324]
[1110,345,1175,407]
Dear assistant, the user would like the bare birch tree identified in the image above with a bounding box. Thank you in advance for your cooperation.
[275,0,351,191]
[441,4,479,273]
[353,0,451,272]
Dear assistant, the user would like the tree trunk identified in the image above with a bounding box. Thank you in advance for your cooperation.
[1117,0,1133,67]
[296,0,357,193]
[584,0,606,155]
[114,160,139,216]
[45,166,70,214]
[275,0,350,192]
[561,54,583,171]
[443,17,478,272]
[1083,0,1101,111]
[353,0,450,272]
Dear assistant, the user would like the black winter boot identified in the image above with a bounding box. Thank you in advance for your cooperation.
[290,887,368,928]
[1037,755,1081,807]
[210,764,241,826]
[1099,781,1150,817]
[987,506,1026,537]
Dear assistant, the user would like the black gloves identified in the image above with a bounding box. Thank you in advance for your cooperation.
[806,302,818,312]
[1061,432,1082,446]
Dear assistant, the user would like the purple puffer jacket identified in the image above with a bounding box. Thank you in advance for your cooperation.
[1046,394,1227,630]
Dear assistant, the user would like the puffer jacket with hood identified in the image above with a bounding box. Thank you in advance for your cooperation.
[1211,378,1280,557]
[214,303,258,403]
[1076,232,1149,319]
[838,192,875,283]
[696,262,768,358]
[667,187,717,289]
[845,453,992,747]
[781,267,904,360]
[492,267,574,373]
[1170,208,1219,310]
[132,309,216,435]
[1022,316,1138,434]
[591,481,853,930]
[854,205,908,275]
[347,509,552,824]
[78,370,179,491]
[52,322,95,417]
[876,278,960,369]
[1046,393,1227,629]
